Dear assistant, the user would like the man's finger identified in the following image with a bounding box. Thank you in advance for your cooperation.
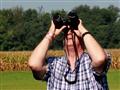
[79,19,82,23]
[59,25,67,32]
[74,30,81,37]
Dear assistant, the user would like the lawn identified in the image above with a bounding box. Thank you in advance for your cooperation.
[0,70,120,90]
[0,71,46,90]
[107,70,120,90]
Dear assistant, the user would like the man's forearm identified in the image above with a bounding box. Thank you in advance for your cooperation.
[80,26,106,68]
[28,34,52,71]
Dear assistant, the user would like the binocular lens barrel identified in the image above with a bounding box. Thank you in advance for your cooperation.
[53,11,79,29]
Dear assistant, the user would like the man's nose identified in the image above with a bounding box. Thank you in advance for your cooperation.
[67,30,73,34]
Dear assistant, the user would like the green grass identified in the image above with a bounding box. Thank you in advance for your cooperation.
[107,70,120,90]
[0,71,46,90]
[0,70,120,90]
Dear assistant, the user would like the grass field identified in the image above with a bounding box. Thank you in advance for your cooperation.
[0,71,46,90]
[0,70,120,90]
[107,70,120,90]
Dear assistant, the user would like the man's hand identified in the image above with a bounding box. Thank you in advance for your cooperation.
[78,19,88,36]
[48,20,66,39]
[73,19,87,38]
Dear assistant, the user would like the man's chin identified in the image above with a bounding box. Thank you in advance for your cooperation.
[67,46,76,51]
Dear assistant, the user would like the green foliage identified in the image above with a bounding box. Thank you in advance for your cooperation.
[0,5,120,50]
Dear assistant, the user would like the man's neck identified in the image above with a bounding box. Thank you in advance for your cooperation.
[66,49,83,71]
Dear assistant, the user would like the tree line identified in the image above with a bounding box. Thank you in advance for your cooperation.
[0,5,120,51]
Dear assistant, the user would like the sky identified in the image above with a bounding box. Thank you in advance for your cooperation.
[0,0,120,12]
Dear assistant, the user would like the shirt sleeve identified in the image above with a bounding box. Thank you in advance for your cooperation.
[43,57,57,81]
[92,51,112,76]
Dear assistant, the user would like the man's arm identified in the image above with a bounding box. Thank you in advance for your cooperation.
[28,33,52,80]
[28,21,66,80]
[78,20,108,73]
[28,33,53,71]
[28,21,54,80]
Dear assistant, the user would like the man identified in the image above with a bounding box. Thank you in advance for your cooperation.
[28,19,111,90]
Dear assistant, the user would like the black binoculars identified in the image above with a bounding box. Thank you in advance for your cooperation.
[53,11,79,30]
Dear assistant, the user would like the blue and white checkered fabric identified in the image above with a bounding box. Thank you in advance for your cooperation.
[45,52,111,90]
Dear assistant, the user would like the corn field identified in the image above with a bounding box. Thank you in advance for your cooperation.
[0,49,120,71]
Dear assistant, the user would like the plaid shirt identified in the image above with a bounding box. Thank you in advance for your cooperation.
[45,52,111,90]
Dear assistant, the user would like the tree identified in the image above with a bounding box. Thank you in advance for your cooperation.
[0,5,120,50]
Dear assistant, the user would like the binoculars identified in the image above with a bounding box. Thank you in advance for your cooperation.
[53,11,79,30]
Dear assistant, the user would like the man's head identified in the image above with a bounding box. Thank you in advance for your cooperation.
[63,27,85,55]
